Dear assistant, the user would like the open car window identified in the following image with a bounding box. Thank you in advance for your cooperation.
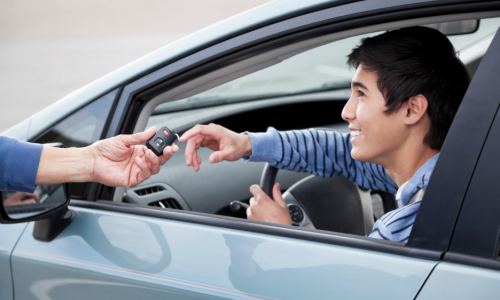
[126,16,500,240]
[152,17,500,115]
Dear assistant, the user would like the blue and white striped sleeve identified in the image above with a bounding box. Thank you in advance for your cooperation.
[244,127,397,193]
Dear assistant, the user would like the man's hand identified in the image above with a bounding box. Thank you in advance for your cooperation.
[180,124,252,172]
[3,192,39,206]
[246,183,292,225]
[35,127,178,187]
[88,127,178,187]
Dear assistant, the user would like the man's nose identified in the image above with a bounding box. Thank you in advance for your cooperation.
[342,94,357,121]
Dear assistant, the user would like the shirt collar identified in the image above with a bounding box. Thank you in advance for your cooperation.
[398,153,440,206]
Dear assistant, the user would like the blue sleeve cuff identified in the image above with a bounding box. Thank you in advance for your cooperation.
[242,127,282,164]
[0,136,43,193]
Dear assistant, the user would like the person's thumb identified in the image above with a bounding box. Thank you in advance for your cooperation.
[209,148,235,163]
[273,183,286,207]
[123,127,156,146]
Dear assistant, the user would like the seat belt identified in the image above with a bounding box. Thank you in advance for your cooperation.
[406,186,427,206]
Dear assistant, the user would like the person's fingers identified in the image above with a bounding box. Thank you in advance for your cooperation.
[184,135,203,166]
[249,196,256,206]
[249,184,267,201]
[10,192,26,202]
[134,156,152,186]
[158,146,172,165]
[21,199,36,205]
[134,155,150,173]
[23,192,39,200]
[208,148,236,163]
[246,206,253,219]
[122,127,157,146]
[179,124,218,142]
[272,183,286,207]
[145,149,161,174]
[192,150,200,171]
[197,156,202,164]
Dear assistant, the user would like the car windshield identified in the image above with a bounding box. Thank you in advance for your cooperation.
[153,17,500,114]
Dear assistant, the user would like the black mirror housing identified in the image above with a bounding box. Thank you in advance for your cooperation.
[0,183,74,242]
[0,183,71,224]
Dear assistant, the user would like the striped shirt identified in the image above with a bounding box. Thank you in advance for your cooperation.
[244,127,439,243]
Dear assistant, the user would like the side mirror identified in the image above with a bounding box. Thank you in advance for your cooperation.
[0,183,74,241]
[0,142,75,241]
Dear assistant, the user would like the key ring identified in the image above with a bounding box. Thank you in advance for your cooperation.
[174,133,181,146]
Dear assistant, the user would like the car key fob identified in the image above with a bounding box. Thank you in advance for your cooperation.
[146,126,179,156]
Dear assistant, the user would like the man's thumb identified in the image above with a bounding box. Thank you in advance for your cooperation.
[124,127,156,145]
[273,183,286,206]
[209,149,232,163]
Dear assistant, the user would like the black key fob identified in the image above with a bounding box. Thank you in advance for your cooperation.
[146,126,179,156]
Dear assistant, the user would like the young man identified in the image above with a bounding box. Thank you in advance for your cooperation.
[180,26,470,242]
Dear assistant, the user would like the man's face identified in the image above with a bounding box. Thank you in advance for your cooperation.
[342,66,407,165]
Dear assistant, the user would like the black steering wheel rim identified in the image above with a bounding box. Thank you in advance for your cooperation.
[260,163,279,199]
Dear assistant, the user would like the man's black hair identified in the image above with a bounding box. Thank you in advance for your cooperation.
[347,26,470,150]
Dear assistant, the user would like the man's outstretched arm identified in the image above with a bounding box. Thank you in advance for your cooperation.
[181,124,397,193]
[35,127,178,187]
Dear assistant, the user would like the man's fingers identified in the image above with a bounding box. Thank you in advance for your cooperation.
[134,156,152,186]
[249,184,268,200]
[272,183,286,207]
[209,148,234,163]
[135,156,149,172]
[145,149,161,174]
[10,192,26,201]
[158,144,178,165]
[180,124,219,142]
[24,192,39,200]
[192,151,200,171]
[124,127,157,146]
[22,199,36,205]
[184,135,203,166]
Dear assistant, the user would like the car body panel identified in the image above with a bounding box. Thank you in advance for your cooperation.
[11,207,437,299]
[416,262,500,299]
[0,223,28,299]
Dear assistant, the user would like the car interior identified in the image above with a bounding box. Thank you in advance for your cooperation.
[117,12,500,238]
[38,12,500,239]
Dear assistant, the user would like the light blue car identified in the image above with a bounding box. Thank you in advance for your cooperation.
[2,0,500,299]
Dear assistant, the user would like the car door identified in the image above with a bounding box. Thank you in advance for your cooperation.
[7,2,499,299]
[415,25,500,300]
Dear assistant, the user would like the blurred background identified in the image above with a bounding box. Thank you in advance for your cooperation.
[0,0,272,132]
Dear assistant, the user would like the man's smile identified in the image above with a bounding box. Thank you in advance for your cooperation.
[350,129,363,141]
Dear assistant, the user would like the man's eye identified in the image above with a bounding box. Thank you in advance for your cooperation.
[357,90,365,97]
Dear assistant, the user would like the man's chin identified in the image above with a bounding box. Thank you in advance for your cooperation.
[350,149,370,163]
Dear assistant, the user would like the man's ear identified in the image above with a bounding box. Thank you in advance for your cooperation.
[404,94,428,125]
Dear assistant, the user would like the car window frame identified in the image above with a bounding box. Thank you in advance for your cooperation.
[433,27,500,271]
[30,89,121,199]
[76,2,500,260]
[408,26,500,255]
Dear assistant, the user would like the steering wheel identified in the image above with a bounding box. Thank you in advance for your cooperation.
[256,163,375,236]
[260,163,279,199]
[229,162,376,235]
